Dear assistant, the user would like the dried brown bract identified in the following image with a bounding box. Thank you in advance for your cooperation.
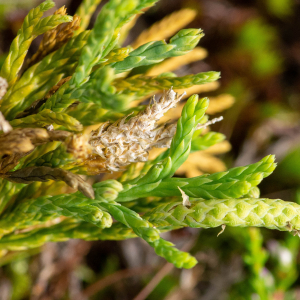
[66,134,91,160]
[3,166,94,199]
[46,129,72,143]
[88,89,184,172]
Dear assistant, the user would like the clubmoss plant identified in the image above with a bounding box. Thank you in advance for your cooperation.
[0,0,298,269]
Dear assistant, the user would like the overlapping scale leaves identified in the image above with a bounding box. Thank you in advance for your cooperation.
[0,0,297,269]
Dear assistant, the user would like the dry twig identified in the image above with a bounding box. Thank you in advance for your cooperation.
[0,128,71,156]
[2,166,94,199]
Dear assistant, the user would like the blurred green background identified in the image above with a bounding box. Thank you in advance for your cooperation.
[1,0,300,299]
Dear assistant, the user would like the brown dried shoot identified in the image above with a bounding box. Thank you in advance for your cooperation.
[0,154,25,174]
[0,128,48,156]
[26,7,81,69]
[3,166,94,199]
[0,128,71,156]
[0,128,72,172]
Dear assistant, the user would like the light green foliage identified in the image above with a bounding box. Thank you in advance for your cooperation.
[71,0,138,88]
[0,180,24,214]
[144,198,300,232]
[232,177,300,299]
[75,0,102,32]
[120,95,209,192]
[112,29,203,73]
[34,14,73,36]
[67,103,124,125]
[0,221,134,251]
[0,0,295,270]
[70,66,134,111]
[11,109,83,131]
[114,71,220,98]
[23,142,76,170]
[20,142,61,169]
[0,0,72,87]
[42,0,159,113]
[2,30,90,120]
[150,238,197,268]
[117,155,276,201]
[0,0,54,84]
[166,96,209,176]
[0,180,121,237]
[191,131,225,152]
